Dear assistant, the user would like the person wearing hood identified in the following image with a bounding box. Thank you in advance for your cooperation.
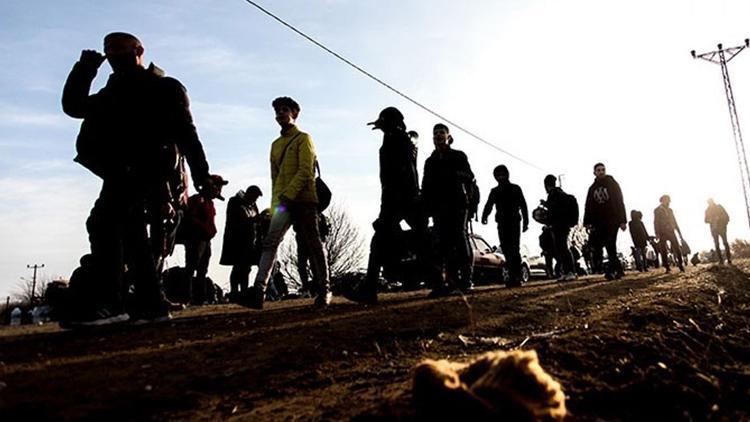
[350,107,429,304]
[481,165,529,287]
[61,32,215,326]
[220,185,262,298]
[421,123,476,294]
[583,162,627,280]
[654,194,685,273]
[628,210,650,272]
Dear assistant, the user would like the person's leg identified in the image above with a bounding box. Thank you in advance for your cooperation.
[253,210,292,291]
[604,225,623,277]
[720,227,732,263]
[193,241,211,303]
[292,204,330,298]
[590,228,604,274]
[296,233,311,293]
[501,221,521,284]
[658,237,671,271]
[553,226,574,276]
[125,200,168,316]
[667,233,684,270]
[455,209,473,289]
[85,189,126,314]
[364,209,400,293]
[544,254,554,278]
[230,265,241,295]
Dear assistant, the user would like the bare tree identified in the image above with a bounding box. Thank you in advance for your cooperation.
[277,202,367,290]
[13,276,49,306]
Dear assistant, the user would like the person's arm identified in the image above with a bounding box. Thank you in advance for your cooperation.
[583,187,593,226]
[518,186,529,231]
[163,78,210,190]
[613,180,627,228]
[481,188,495,224]
[280,134,316,204]
[62,50,105,118]
[456,151,474,182]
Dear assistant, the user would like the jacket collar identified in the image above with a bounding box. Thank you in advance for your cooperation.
[280,125,300,137]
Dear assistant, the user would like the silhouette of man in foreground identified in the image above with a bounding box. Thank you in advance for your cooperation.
[62,32,214,326]
[583,163,626,280]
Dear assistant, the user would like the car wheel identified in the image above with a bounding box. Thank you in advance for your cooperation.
[521,265,530,283]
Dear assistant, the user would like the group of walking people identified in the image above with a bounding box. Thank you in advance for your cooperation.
[56,32,736,327]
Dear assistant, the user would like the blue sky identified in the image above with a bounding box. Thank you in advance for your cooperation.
[2,0,750,299]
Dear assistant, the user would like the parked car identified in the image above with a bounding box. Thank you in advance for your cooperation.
[470,234,532,285]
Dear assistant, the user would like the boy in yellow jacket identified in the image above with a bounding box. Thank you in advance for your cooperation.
[243,97,331,309]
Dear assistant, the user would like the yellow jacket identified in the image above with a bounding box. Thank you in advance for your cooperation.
[269,125,318,211]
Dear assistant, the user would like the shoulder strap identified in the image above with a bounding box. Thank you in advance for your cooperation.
[315,160,321,177]
[277,132,303,168]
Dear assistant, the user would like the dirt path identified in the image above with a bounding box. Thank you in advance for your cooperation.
[1,262,749,420]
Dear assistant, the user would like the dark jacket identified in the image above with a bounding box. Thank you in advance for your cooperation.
[220,191,260,266]
[583,175,626,228]
[544,186,569,228]
[481,182,529,226]
[62,61,209,192]
[654,205,679,238]
[628,215,650,248]
[379,130,420,209]
[705,203,730,230]
[421,147,474,214]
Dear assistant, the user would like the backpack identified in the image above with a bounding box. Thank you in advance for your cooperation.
[559,193,579,228]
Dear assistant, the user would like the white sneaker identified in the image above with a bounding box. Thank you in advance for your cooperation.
[562,272,577,281]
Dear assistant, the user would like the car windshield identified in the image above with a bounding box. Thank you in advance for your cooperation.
[474,237,493,252]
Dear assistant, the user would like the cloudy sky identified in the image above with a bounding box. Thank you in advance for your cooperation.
[1,0,750,299]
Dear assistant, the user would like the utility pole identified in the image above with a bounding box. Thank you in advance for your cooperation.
[692,39,750,229]
[26,263,44,304]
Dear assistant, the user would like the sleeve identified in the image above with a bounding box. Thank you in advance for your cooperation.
[281,134,316,202]
[164,78,210,188]
[456,151,474,183]
[704,207,711,224]
[482,188,495,221]
[583,186,594,225]
[518,186,529,227]
[421,158,434,214]
[62,62,99,118]
[613,181,627,225]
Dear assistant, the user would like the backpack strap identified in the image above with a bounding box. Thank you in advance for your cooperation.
[277,132,303,169]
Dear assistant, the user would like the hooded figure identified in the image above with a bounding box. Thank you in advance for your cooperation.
[628,210,650,272]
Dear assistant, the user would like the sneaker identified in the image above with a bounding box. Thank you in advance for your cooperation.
[604,272,615,280]
[313,291,333,309]
[427,285,450,298]
[131,311,172,325]
[236,286,264,310]
[61,308,130,328]
[614,271,625,279]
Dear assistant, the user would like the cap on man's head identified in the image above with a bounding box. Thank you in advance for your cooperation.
[367,106,404,130]
[104,32,142,48]
[246,185,263,197]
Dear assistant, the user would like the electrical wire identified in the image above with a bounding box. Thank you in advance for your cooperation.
[240,0,547,172]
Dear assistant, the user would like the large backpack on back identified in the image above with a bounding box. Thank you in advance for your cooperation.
[560,193,579,228]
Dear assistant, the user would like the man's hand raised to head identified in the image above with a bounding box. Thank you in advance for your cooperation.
[79,50,106,69]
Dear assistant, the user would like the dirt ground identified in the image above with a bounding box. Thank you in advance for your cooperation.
[1,261,749,421]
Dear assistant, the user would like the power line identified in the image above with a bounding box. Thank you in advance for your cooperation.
[239,0,547,172]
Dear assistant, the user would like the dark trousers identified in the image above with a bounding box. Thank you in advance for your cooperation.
[185,239,211,303]
[434,208,473,288]
[658,232,683,270]
[711,226,731,263]
[86,183,163,312]
[498,220,521,282]
[551,226,574,275]
[296,232,314,293]
[230,263,253,294]
[366,204,433,290]
[542,253,555,278]
[590,225,623,275]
